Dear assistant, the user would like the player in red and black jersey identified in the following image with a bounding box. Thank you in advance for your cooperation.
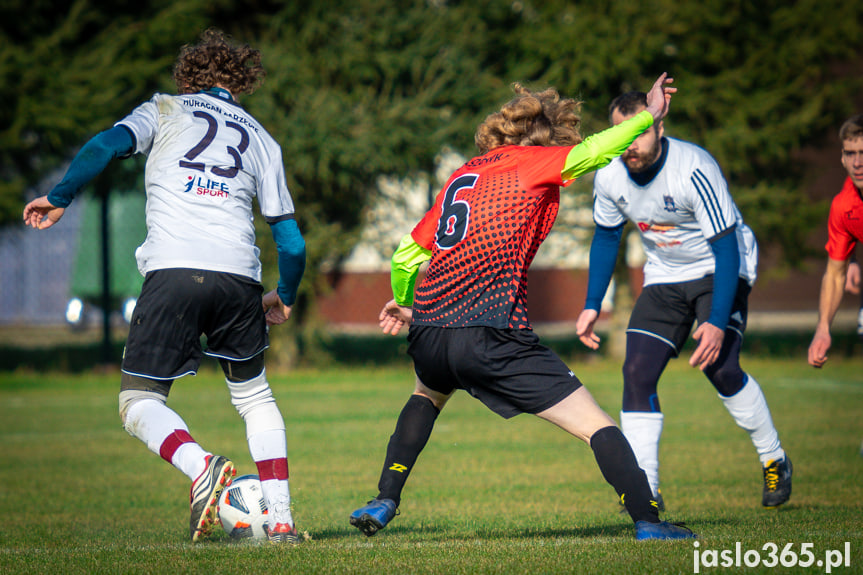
[411,146,574,329]
[350,74,696,541]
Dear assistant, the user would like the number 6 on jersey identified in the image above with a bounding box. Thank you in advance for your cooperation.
[435,174,478,250]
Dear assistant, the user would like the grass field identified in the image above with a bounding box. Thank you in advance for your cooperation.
[1,356,861,574]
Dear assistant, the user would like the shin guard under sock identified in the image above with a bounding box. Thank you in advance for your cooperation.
[591,425,660,524]
[377,394,439,506]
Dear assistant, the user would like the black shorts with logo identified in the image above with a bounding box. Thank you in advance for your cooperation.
[121,268,268,380]
[407,325,582,419]
[627,275,750,356]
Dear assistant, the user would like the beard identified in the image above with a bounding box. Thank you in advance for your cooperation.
[622,139,662,173]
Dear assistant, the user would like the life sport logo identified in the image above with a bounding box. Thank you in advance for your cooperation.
[183,175,230,198]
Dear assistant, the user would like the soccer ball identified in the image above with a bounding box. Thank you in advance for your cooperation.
[218,474,270,541]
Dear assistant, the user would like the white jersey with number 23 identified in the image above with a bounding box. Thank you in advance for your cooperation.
[117,91,295,282]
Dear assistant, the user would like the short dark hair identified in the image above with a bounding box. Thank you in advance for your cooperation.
[608,91,647,123]
[839,114,863,142]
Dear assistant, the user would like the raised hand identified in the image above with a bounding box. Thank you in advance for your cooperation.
[645,72,676,122]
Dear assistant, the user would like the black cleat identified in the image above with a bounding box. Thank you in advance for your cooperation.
[762,456,792,508]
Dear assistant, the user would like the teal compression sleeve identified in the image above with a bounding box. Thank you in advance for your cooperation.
[269,218,306,306]
[47,126,134,207]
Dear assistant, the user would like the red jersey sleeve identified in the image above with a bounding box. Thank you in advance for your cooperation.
[516,146,571,189]
[825,181,861,261]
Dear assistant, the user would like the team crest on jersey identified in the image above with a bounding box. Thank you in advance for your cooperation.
[663,194,677,212]
[183,176,230,198]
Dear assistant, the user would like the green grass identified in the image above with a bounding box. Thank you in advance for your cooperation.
[1,356,861,574]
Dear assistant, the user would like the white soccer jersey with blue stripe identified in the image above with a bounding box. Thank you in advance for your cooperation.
[117,92,295,282]
[592,137,757,286]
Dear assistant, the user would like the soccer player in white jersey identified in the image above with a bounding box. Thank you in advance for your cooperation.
[23,29,305,544]
[575,91,792,510]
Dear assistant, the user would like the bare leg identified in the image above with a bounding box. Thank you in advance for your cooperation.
[537,386,659,524]
[536,386,617,442]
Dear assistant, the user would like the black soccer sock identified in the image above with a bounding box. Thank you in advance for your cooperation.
[377,394,440,506]
[590,425,660,524]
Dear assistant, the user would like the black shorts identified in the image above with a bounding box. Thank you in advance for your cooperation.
[627,275,750,356]
[407,325,582,419]
[121,268,268,380]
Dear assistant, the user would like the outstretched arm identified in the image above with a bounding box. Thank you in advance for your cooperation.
[23,126,134,230]
[561,73,675,181]
[808,257,849,367]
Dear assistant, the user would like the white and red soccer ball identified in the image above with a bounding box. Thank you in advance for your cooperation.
[217,474,269,541]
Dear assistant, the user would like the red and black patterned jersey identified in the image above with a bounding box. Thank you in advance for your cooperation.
[410,145,572,329]
[825,176,863,261]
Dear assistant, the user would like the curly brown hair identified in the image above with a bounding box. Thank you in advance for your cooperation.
[474,83,582,155]
[172,28,265,96]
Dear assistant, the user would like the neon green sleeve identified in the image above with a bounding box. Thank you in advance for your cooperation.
[391,234,432,306]
[561,110,654,181]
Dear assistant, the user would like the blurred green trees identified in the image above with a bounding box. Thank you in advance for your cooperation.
[2,0,862,353]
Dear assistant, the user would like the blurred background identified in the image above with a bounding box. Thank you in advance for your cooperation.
[1,0,862,370]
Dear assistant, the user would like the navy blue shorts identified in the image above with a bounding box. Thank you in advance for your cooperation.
[627,275,750,355]
[121,268,268,380]
[407,325,582,419]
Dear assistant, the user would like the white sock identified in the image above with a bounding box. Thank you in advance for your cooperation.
[228,370,293,527]
[124,399,209,481]
[249,429,293,526]
[620,411,663,497]
[720,375,785,466]
[261,478,293,526]
[174,443,210,481]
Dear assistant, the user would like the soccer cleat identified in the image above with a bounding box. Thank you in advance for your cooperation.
[190,455,236,542]
[349,498,398,537]
[762,456,792,508]
[268,522,300,545]
[635,520,697,541]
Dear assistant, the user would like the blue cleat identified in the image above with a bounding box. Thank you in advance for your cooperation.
[635,520,697,541]
[349,498,398,537]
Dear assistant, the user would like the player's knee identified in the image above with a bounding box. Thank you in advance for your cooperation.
[119,372,171,428]
[118,390,167,429]
[220,354,265,383]
[226,368,283,427]
[621,357,642,388]
[621,357,660,410]
[706,361,746,397]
